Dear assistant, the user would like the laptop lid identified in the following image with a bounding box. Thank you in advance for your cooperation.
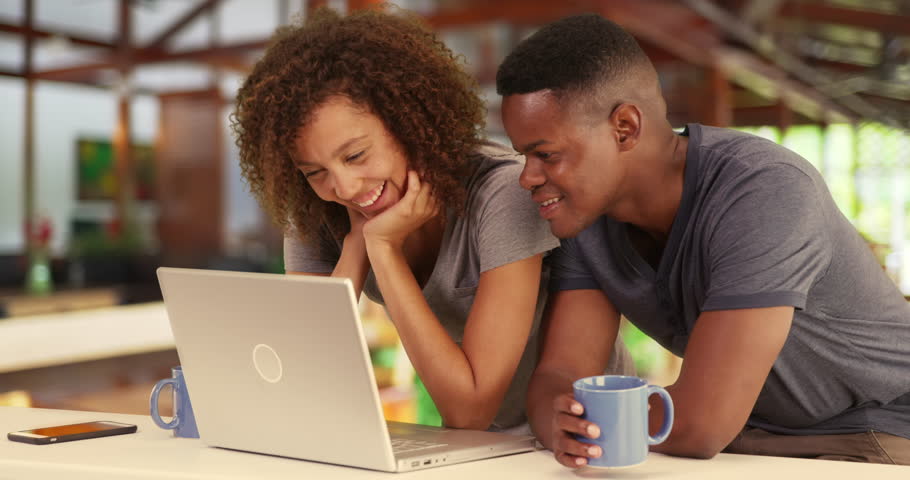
[156,267,397,471]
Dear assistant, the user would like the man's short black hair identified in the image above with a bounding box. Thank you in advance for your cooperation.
[496,14,649,99]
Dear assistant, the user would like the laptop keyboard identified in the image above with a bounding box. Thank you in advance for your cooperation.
[390,438,448,454]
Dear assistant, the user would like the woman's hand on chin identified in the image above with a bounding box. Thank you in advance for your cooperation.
[363,170,440,250]
[346,206,369,238]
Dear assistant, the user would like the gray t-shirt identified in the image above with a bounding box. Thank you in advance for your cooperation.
[284,142,561,430]
[550,124,910,438]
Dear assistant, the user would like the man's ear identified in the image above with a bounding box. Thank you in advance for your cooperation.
[610,103,642,152]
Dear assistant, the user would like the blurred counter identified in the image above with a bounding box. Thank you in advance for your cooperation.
[0,287,122,318]
[0,302,173,374]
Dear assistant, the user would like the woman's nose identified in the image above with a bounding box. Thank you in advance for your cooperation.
[330,173,360,201]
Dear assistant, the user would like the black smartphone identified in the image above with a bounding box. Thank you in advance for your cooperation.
[7,421,137,445]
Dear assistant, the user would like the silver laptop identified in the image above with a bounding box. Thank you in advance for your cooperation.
[156,267,535,472]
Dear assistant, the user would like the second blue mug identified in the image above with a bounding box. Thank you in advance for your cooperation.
[149,365,199,438]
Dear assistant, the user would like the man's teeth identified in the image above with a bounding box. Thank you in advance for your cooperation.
[540,197,561,207]
[355,182,385,207]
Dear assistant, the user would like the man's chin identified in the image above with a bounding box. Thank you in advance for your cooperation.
[548,220,586,239]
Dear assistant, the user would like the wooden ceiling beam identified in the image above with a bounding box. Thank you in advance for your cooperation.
[740,0,785,24]
[733,104,815,127]
[859,92,910,107]
[116,0,132,70]
[600,0,718,66]
[715,46,858,123]
[137,40,268,63]
[31,61,113,81]
[0,22,115,49]
[199,57,251,73]
[807,57,872,73]
[15,0,903,127]
[145,0,222,50]
[425,0,601,28]
[32,40,268,81]
[0,69,24,78]
[684,0,874,123]
[595,0,857,123]
[778,2,910,35]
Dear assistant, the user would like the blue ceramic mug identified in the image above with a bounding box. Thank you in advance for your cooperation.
[149,366,199,438]
[572,375,674,468]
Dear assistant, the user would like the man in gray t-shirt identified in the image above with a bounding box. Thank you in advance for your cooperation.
[496,14,910,466]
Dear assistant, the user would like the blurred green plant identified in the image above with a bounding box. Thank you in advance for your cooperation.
[620,319,668,381]
[414,374,442,427]
[68,218,145,258]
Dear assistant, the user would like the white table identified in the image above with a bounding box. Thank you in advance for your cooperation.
[1,407,907,479]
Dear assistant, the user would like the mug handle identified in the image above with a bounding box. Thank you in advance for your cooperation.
[646,385,674,445]
[150,378,180,429]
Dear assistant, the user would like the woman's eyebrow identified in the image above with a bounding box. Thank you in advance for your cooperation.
[331,135,368,158]
[294,135,368,167]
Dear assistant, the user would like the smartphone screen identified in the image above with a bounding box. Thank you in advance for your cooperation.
[8,421,137,445]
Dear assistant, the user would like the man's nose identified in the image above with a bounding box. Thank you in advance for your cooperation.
[519,159,545,192]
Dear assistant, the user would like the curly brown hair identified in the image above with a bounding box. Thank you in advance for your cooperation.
[231,6,486,244]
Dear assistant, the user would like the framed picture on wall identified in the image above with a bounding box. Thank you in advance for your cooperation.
[76,138,155,201]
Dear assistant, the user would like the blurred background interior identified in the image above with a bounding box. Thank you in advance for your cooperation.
[1,0,909,426]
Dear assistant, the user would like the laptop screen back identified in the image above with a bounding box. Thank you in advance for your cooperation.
[157,268,396,471]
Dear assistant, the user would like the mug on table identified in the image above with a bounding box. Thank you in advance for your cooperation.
[572,375,674,468]
[149,365,199,438]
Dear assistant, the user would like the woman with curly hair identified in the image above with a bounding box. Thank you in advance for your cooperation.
[232,6,629,432]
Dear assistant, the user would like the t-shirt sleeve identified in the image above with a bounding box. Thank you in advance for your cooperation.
[283,224,341,274]
[473,163,560,273]
[701,163,832,311]
[548,239,600,291]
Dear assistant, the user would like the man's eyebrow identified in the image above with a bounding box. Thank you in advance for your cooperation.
[294,135,368,167]
[515,139,550,154]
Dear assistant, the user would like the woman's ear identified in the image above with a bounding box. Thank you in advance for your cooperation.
[610,103,642,152]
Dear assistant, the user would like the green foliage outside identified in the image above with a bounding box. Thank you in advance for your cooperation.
[414,374,443,427]
[738,122,909,249]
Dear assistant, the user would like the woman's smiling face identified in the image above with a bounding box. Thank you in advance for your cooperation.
[293,96,409,218]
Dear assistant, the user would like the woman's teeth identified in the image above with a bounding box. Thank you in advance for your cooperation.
[354,182,385,208]
[540,197,561,207]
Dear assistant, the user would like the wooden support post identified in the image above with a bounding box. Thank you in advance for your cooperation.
[112,0,134,229]
[209,5,221,87]
[23,0,35,254]
[705,66,732,127]
[307,0,328,13]
[775,99,793,137]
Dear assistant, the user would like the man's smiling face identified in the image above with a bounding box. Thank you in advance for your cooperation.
[501,90,627,238]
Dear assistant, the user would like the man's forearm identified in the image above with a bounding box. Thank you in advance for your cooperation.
[646,383,738,459]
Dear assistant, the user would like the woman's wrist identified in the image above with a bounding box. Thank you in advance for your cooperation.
[343,229,366,248]
[364,235,404,265]
[339,230,369,269]
[363,228,405,250]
